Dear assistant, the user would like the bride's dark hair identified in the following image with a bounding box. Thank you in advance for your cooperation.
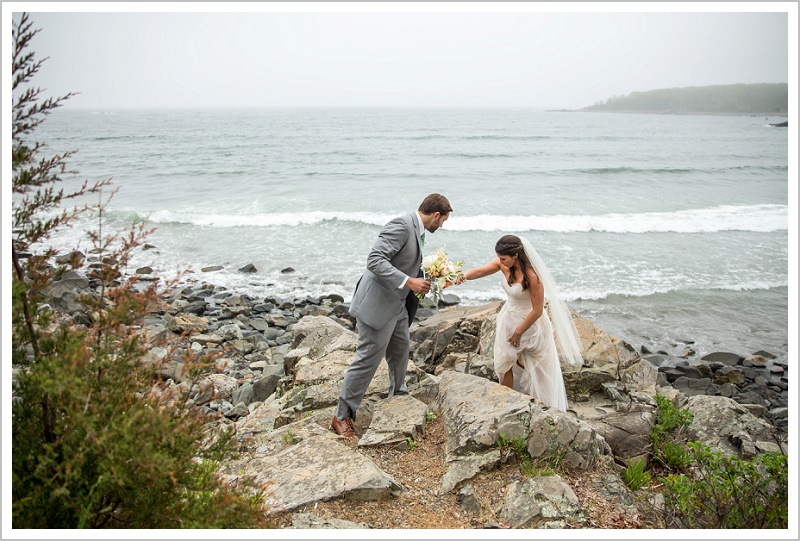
[495,234,535,291]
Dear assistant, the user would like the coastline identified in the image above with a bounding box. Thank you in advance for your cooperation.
[140,254,789,368]
[40,262,790,426]
[175,260,791,367]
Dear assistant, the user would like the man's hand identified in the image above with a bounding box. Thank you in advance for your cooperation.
[406,277,431,295]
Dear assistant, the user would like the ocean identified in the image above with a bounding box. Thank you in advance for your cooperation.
[30,107,790,362]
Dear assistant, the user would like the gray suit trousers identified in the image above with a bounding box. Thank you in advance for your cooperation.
[335,310,410,422]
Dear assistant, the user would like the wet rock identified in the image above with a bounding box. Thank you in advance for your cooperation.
[700,352,742,366]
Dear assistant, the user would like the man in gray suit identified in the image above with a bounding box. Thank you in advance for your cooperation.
[331,193,453,440]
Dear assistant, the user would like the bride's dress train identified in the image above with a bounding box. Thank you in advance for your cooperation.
[493,279,569,412]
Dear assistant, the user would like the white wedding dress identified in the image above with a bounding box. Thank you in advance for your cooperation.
[493,278,569,412]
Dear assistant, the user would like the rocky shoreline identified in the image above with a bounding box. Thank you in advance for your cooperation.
[26,258,790,528]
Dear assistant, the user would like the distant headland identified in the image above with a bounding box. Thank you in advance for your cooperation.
[576,83,788,115]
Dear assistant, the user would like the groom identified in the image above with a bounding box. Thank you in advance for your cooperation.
[331,193,453,440]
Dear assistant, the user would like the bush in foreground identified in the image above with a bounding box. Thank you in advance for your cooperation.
[11,12,270,529]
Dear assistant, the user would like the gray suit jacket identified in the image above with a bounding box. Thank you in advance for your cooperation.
[349,213,423,330]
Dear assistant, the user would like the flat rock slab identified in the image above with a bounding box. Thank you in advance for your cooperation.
[294,349,354,385]
[290,512,370,529]
[700,352,743,366]
[570,400,616,422]
[440,449,502,494]
[358,395,430,447]
[239,433,403,514]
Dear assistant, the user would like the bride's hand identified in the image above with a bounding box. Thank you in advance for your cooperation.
[454,273,467,285]
[509,330,522,348]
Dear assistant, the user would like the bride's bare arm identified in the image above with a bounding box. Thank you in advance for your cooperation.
[456,259,502,284]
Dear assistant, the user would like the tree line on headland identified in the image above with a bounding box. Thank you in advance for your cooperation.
[582,83,788,114]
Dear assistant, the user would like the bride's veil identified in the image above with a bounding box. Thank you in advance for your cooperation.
[519,236,584,367]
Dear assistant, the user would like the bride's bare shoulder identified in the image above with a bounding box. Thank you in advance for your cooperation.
[526,266,543,288]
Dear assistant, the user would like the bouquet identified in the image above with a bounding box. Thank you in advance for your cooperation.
[415,248,464,304]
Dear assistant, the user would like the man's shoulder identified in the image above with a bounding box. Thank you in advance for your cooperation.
[383,213,414,229]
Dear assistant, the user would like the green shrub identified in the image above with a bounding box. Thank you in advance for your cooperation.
[496,433,564,478]
[10,13,269,528]
[496,433,511,452]
[623,459,651,491]
[657,440,693,470]
[653,394,694,432]
[650,394,694,470]
[11,279,270,528]
[649,395,788,528]
[510,436,528,457]
[520,459,557,479]
[660,442,788,529]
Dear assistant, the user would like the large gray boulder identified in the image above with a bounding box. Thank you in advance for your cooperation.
[589,410,656,465]
[289,315,358,360]
[167,313,209,334]
[567,312,657,394]
[497,475,585,528]
[436,371,610,470]
[437,371,533,457]
[684,395,781,458]
[440,450,502,494]
[527,407,610,471]
[410,303,502,372]
[289,513,370,529]
[222,419,402,515]
[46,270,89,299]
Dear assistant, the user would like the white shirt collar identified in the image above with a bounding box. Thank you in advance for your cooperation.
[415,211,425,238]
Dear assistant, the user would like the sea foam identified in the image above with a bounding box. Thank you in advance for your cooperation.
[142,204,787,234]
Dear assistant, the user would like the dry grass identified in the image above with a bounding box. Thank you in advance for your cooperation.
[271,412,657,530]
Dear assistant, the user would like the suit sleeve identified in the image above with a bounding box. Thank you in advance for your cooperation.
[366,216,411,289]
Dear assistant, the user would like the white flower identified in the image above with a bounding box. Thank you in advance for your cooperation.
[421,254,438,268]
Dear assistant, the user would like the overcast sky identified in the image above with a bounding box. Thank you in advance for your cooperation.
[4,4,795,109]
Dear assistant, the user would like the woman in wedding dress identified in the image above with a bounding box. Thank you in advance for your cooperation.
[455,235,583,411]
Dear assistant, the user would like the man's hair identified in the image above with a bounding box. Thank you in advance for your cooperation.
[418,193,453,215]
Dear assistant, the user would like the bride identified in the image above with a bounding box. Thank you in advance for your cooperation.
[455,234,583,411]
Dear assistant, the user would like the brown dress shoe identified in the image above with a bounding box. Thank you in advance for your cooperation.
[330,416,358,440]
